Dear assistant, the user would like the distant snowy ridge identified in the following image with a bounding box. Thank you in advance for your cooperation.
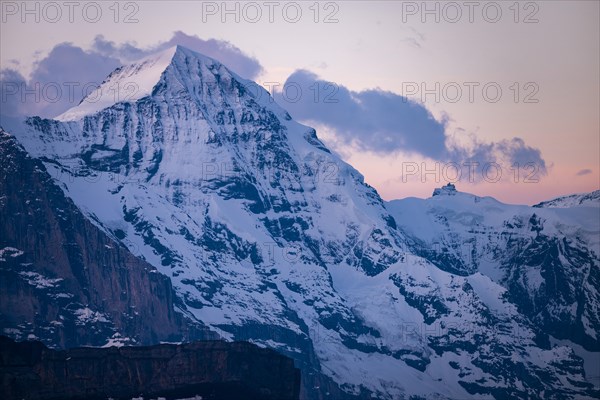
[387,184,600,355]
[533,189,600,208]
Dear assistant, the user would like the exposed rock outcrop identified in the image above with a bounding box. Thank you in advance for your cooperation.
[0,130,211,347]
[0,335,301,400]
[432,182,457,196]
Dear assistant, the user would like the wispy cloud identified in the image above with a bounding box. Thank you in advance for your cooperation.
[576,169,592,176]
[402,27,426,49]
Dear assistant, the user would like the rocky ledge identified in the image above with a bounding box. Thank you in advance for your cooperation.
[0,336,301,400]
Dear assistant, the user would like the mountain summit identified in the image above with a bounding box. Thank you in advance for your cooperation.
[57,45,283,122]
[3,46,599,399]
[432,182,458,196]
[56,46,180,121]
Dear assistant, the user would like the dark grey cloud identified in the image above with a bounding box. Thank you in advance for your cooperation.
[276,69,548,178]
[576,169,592,176]
[1,33,263,119]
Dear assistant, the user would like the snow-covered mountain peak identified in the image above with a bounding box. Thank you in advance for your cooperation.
[428,183,507,209]
[55,45,270,122]
[56,46,180,121]
[533,189,600,208]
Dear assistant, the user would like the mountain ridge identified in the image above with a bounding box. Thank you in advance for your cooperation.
[533,190,600,209]
[387,184,600,351]
[2,46,598,399]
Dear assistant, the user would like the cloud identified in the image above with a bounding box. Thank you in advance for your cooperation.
[275,69,548,179]
[1,32,263,119]
[91,31,263,79]
[33,43,121,118]
[576,169,592,176]
[1,43,120,119]
[402,27,426,49]
[275,69,448,160]
[448,136,547,176]
[494,137,547,171]
[90,36,149,62]
[0,69,28,118]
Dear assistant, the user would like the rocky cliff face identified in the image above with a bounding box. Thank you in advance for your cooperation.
[0,335,300,400]
[0,130,212,348]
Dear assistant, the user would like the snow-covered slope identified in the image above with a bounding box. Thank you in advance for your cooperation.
[3,46,598,399]
[56,47,178,122]
[387,184,600,384]
[533,190,600,209]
